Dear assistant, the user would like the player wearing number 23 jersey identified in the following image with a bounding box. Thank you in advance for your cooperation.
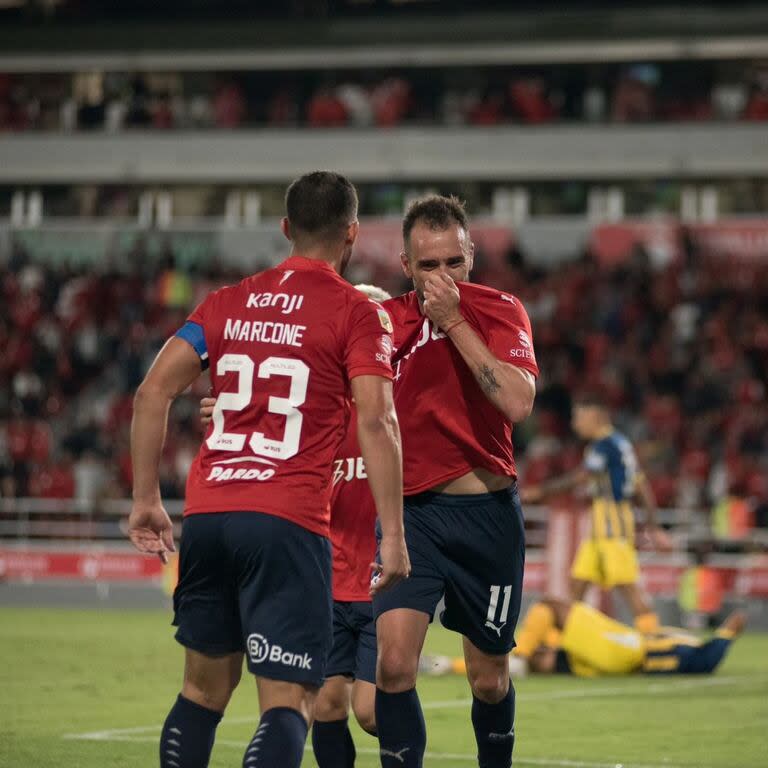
[127,172,408,768]
[178,254,393,537]
[171,254,394,687]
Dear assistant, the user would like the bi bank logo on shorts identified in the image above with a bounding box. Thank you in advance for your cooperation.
[247,633,313,670]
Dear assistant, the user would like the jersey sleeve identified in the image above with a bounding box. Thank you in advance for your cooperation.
[344,298,394,381]
[174,298,211,370]
[469,290,539,377]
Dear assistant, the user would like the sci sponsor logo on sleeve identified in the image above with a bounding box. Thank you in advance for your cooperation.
[509,329,534,360]
[376,334,393,364]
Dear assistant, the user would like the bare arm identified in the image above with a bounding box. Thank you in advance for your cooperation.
[634,467,673,550]
[444,321,536,423]
[423,273,535,423]
[128,337,202,561]
[350,374,410,594]
[523,468,590,503]
[634,470,658,529]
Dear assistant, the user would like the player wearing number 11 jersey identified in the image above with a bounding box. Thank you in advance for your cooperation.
[127,171,409,768]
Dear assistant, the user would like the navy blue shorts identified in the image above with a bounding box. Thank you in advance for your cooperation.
[173,511,332,687]
[325,600,377,684]
[373,485,525,655]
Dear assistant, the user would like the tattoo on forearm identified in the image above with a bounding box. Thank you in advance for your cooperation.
[478,364,501,395]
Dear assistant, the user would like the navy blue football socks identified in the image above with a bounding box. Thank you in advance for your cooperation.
[242,706,307,768]
[159,693,222,768]
[312,718,356,768]
[375,688,426,767]
[471,680,515,768]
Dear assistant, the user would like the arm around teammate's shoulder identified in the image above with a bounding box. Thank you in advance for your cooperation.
[350,374,410,594]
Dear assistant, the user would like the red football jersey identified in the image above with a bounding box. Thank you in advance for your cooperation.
[330,408,376,602]
[179,255,393,537]
[385,282,538,494]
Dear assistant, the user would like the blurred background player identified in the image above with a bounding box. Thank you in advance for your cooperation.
[421,598,746,679]
[200,282,391,768]
[511,597,747,677]
[374,195,538,768]
[524,393,672,634]
[127,171,409,768]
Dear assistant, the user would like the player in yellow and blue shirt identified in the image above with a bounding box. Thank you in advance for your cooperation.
[508,597,746,678]
[524,393,672,634]
[421,599,745,679]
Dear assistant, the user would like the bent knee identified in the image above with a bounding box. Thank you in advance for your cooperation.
[315,695,349,722]
[355,708,377,736]
[181,680,234,713]
[376,646,418,692]
[468,667,510,704]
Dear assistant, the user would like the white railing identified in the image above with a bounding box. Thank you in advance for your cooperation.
[1,498,765,551]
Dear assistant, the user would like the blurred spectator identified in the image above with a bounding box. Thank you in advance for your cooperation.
[370,77,412,126]
[306,85,348,126]
[125,75,152,127]
[4,60,768,131]
[336,82,374,126]
[612,64,659,122]
[75,73,106,130]
[213,80,247,129]
[509,77,557,123]
[743,64,768,121]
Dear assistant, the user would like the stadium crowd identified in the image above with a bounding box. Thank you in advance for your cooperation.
[1,59,768,133]
[1,232,766,535]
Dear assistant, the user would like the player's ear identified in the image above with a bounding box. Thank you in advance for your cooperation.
[346,220,359,246]
[400,250,413,278]
[280,217,291,242]
[467,241,475,272]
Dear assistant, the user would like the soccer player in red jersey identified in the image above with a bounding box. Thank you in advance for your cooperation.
[312,284,391,767]
[203,284,389,767]
[127,172,409,768]
[373,196,538,768]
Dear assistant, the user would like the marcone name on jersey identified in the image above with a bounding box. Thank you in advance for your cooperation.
[223,318,306,347]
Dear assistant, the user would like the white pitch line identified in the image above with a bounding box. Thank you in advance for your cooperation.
[64,673,760,742]
[60,734,716,768]
[421,673,750,709]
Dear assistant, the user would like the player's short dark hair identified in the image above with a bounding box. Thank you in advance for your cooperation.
[285,171,358,243]
[572,391,607,410]
[402,194,469,246]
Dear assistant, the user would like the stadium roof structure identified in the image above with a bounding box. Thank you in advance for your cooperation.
[1,4,768,70]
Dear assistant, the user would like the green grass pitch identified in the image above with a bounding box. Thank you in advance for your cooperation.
[1,606,766,767]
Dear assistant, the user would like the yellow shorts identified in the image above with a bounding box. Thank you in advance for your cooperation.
[561,602,644,675]
[571,538,639,588]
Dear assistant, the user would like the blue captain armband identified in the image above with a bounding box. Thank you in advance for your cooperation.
[175,321,209,370]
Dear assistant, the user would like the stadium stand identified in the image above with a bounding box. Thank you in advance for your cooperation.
[1,60,768,133]
[0,0,766,616]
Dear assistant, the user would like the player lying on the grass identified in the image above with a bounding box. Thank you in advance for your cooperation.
[422,598,746,679]
[128,171,409,768]
[523,393,672,634]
